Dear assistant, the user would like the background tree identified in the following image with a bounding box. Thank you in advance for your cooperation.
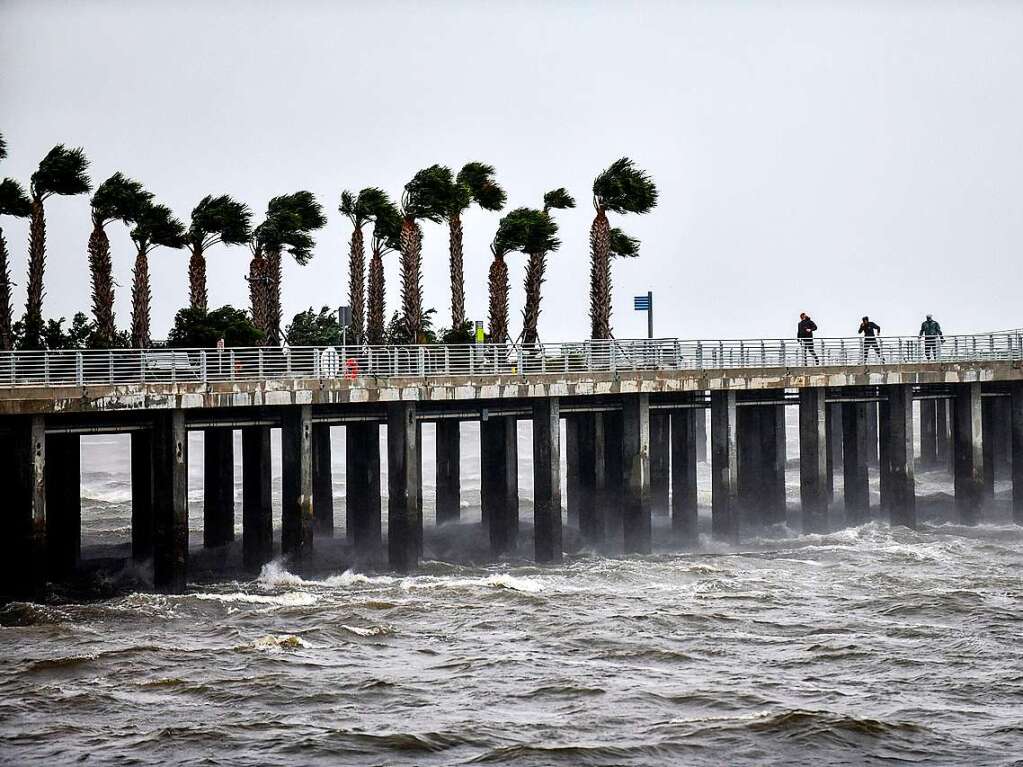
[167,305,263,348]
[521,189,574,345]
[366,194,401,345]
[0,171,32,350]
[285,306,342,346]
[399,166,450,343]
[340,188,389,344]
[589,157,657,339]
[23,145,92,349]
[130,203,185,347]
[386,307,437,345]
[250,192,326,345]
[445,162,506,331]
[88,173,152,347]
[488,207,536,343]
[186,195,251,312]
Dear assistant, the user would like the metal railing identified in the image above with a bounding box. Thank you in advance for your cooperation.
[0,331,1021,389]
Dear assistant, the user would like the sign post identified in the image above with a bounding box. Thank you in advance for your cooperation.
[634,292,653,339]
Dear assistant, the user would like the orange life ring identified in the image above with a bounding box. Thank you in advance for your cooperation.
[344,357,360,381]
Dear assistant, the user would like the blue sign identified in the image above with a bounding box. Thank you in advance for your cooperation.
[634,296,650,311]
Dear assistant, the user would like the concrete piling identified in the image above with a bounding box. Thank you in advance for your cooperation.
[482,415,519,555]
[737,401,763,526]
[885,384,916,528]
[1011,383,1023,525]
[694,401,708,462]
[346,422,382,562]
[242,425,274,572]
[45,432,80,579]
[281,405,314,564]
[203,427,235,547]
[649,410,670,517]
[982,396,995,499]
[603,410,625,546]
[435,420,461,525]
[670,405,698,546]
[762,396,787,525]
[919,399,938,468]
[387,402,421,572]
[311,423,334,535]
[577,412,606,547]
[842,402,870,526]
[622,394,652,554]
[533,398,562,563]
[7,416,47,597]
[131,430,154,562]
[954,383,984,525]
[565,415,581,528]
[152,410,188,593]
[799,388,829,534]
[936,398,951,469]
[711,391,739,543]
[826,402,843,502]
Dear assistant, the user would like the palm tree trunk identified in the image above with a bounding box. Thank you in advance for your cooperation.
[131,248,151,348]
[88,223,117,347]
[448,213,465,329]
[266,247,282,346]
[521,251,547,346]
[348,226,365,344]
[367,244,385,345]
[488,254,509,343]
[589,207,612,340]
[399,218,423,343]
[188,243,208,312]
[248,252,267,338]
[22,197,46,350]
[0,226,13,351]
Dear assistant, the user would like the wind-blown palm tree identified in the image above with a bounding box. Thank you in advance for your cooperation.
[488,207,537,344]
[521,189,574,345]
[250,192,326,345]
[130,203,185,347]
[589,158,657,340]
[400,167,450,343]
[186,195,251,312]
[365,193,401,345]
[88,173,152,347]
[0,136,32,350]
[23,145,92,349]
[340,188,389,344]
[445,163,506,332]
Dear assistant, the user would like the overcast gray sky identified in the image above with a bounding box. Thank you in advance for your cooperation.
[2,0,1021,342]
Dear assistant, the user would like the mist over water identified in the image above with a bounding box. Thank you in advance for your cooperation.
[2,415,1022,766]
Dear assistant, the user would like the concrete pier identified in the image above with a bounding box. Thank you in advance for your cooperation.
[865,402,880,467]
[799,388,829,533]
[886,384,916,528]
[242,426,273,572]
[982,396,995,499]
[842,402,870,525]
[131,430,154,562]
[311,423,334,534]
[919,400,938,468]
[577,412,606,547]
[603,411,625,546]
[533,399,562,563]
[481,415,518,555]
[565,415,581,528]
[622,394,652,554]
[45,432,80,579]
[346,422,381,562]
[387,402,421,572]
[152,410,187,593]
[826,402,842,502]
[954,383,984,525]
[203,427,235,547]
[7,416,47,596]
[649,411,670,517]
[737,401,762,525]
[936,399,951,469]
[695,404,708,462]
[281,405,313,563]
[738,395,786,527]
[435,420,460,525]
[1012,383,1023,525]
[711,391,739,542]
[670,405,698,546]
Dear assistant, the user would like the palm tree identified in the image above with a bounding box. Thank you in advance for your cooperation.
[23,145,92,349]
[0,140,32,350]
[400,166,451,343]
[130,203,185,347]
[88,173,152,347]
[250,192,326,345]
[589,158,657,340]
[340,188,389,344]
[521,189,574,345]
[186,195,251,312]
[445,163,506,332]
[488,207,535,344]
[365,193,401,345]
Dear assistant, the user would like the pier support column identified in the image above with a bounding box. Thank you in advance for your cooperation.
[45,433,80,579]
[842,402,870,526]
[670,405,699,546]
[311,424,334,535]
[203,428,235,548]
[1011,383,1023,525]
[435,420,460,525]
[346,422,382,563]
[603,411,625,547]
[799,388,829,534]
[865,401,880,467]
[763,396,787,525]
[578,412,606,547]
[242,426,273,572]
[885,385,916,528]
[281,405,313,564]
[919,399,938,469]
[622,394,652,554]
[982,396,996,499]
[650,411,669,517]
[695,400,708,462]
[954,383,984,525]
[825,402,842,502]
[565,416,580,528]
[482,415,518,555]
[388,402,421,572]
[6,416,47,597]
[711,391,739,543]
[533,399,562,563]
[152,410,187,593]
[737,402,764,526]
[131,430,154,562]
[936,399,951,470]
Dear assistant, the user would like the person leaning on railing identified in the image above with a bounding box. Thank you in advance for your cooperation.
[919,314,943,360]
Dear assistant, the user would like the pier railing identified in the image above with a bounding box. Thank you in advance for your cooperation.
[0,331,1021,388]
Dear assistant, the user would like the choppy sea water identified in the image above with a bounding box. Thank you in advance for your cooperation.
[2,418,1022,766]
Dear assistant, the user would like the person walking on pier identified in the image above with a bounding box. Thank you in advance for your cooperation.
[859,316,883,362]
[797,312,819,364]
[919,314,943,360]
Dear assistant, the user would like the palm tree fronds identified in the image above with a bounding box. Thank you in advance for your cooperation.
[543,188,576,211]
[457,162,506,212]
[592,157,658,214]
[0,178,32,218]
[609,228,640,258]
[189,194,252,247]
[91,173,152,227]
[31,145,92,199]
[402,165,454,222]
[0,133,7,162]
[131,203,186,253]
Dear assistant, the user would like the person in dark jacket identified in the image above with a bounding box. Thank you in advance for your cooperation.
[797,312,819,364]
[919,314,943,359]
[859,316,883,362]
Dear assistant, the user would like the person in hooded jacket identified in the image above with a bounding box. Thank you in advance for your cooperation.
[797,312,819,364]
[919,314,943,359]
[859,316,883,362]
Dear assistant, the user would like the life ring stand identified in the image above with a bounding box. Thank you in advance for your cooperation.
[344,357,360,381]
